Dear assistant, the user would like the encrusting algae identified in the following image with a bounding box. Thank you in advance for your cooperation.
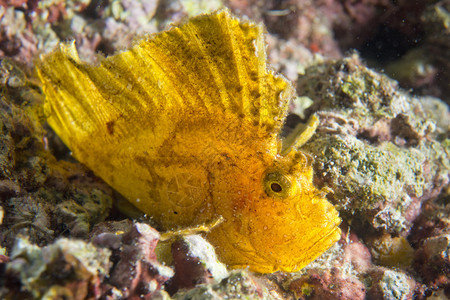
[36,9,341,273]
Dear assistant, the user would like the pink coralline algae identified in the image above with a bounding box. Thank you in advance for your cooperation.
[289,268,366,300]
[166,235,227,294]
[92,222,174,299]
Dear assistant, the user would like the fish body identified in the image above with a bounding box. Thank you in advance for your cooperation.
[37,9,341,273]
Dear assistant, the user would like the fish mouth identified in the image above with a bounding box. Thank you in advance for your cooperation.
[248,213,341,272]
[208,214,341,273]
[274,225,342,272]
[247,227,341,273]
[207,220,272,270]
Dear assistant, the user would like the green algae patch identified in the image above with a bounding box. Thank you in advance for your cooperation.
[297,54,450,234]
[304,135,432,233]
[306,135,426,208]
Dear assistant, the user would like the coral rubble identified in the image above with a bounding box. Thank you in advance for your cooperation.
[1,237,111,299]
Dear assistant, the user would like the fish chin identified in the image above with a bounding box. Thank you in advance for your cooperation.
[209,191,341,273]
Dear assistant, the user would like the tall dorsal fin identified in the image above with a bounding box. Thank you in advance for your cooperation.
[36,9,294,155]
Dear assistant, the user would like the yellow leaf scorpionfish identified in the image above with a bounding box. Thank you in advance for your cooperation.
[36,9,341,273]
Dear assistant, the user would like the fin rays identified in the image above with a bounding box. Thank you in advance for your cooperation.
[37,9,294,155]
[226,15,253,119]
[142,30,210,112]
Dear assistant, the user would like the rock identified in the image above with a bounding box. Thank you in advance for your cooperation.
[289,268,366,300]
[167,235,228,293]
[173,270,273,300]
[1,237,111,299]
[366,267,416,300]
[94,222,174,299]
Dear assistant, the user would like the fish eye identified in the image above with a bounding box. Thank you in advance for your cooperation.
[263,171,294,199]
[271,182,282,193]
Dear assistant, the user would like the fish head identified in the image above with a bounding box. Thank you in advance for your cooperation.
[209,149,341,273]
